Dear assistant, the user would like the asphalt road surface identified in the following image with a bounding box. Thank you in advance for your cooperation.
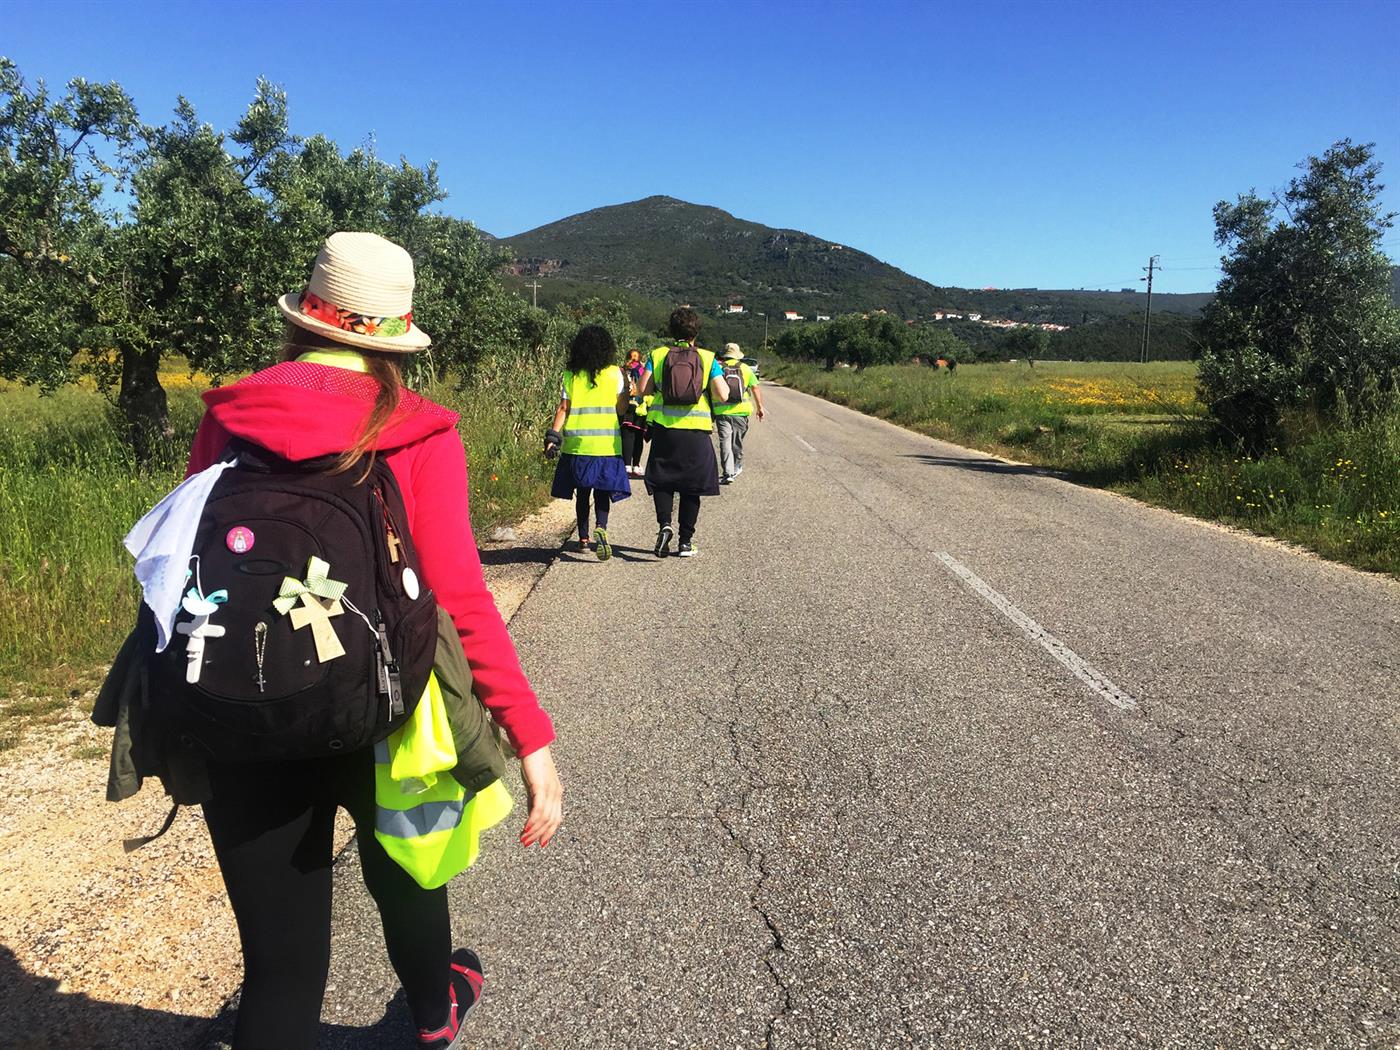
[211,383,1400,1048]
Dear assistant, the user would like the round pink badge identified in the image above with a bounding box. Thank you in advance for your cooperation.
[226,526,255,554]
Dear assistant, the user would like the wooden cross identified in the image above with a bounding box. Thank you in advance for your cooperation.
[386,530,403,564]
[288,593,345,662]
[176,614,226,684]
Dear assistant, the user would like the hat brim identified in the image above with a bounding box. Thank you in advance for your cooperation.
[277,293,431,352]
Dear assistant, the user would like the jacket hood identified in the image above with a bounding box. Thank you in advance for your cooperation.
[201,361,458,461]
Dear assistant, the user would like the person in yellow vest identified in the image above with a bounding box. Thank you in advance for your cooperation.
[714,343,767,484]
[637,307,731,558]
[545,325,631,560]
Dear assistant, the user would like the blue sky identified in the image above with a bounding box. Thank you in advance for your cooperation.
[6,0,1398,294]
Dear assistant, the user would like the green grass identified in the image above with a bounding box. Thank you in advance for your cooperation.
[769,359,1400,576]
[0,350,558,697]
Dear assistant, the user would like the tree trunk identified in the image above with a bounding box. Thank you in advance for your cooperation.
[118,346,173,466]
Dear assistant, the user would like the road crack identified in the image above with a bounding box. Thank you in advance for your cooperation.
[705,660,795,1050]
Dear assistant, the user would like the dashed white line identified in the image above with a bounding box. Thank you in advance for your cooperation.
[935,552,1138,712]
[793,434,818,453]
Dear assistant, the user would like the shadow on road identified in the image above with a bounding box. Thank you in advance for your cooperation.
[0,943,211,1050]
[901,453,1063,477]
[557,543,656,565]
[198,988,414,1049]
[477,545,561,566]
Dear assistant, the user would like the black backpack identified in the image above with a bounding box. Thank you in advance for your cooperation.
[147,442,435,764]
[661,344,705,405]
[721,362,745,405]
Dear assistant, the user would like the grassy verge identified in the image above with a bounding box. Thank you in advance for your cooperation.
[768,359,1400,576]
[0,352,557,703]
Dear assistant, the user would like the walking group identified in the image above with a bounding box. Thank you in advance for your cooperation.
[545,306,766,560]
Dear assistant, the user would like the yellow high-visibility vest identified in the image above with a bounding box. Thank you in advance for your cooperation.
[562,367,623,456]
[647,345,717,431]
[713,362,757,417]
[374,672,512,890]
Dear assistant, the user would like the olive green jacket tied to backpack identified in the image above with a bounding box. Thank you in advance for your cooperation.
[95,605,508,809]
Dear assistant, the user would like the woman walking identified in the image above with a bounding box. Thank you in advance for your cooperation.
[638,307,731,558]
[120,233,563,1049]
[544,325,632,559]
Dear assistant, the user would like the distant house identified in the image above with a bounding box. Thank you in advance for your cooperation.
[724,303,746,314]
[783,310,803,321]
[815,314,831,322]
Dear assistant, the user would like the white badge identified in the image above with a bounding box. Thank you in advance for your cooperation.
[402,567,421,600]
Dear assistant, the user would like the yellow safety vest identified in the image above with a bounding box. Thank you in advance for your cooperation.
[562,367,622,456]
[648,345,717,431]
[713,363,756,417]
[374,672,513,890]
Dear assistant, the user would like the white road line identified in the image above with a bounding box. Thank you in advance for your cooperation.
[793,434,818,453]
[935,552,1138,712]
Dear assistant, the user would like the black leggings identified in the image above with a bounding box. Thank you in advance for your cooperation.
[621,425,644,467]
[653,491,701,544]
[576,488,612,539]
[203,750,451,1049]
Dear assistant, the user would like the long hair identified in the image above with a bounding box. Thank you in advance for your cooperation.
[566,324,617,388]
[282,326,403,479]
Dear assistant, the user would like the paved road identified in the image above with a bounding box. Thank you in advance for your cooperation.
[218,383,1400,1047]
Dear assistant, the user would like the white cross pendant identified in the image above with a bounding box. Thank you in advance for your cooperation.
[176,614,227,684]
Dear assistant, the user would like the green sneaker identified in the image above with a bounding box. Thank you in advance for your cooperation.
[592,527,612,561]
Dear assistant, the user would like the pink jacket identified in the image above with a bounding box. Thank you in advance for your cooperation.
[187,362,555,757]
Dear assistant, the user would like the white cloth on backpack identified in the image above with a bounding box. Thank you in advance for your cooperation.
[124,458,240,653]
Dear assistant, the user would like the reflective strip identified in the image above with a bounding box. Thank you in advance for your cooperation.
[376,797,465,839]
[651,406,711,418]
[562,427,620,437]
[374,739,391,764]
[570,406,615,415]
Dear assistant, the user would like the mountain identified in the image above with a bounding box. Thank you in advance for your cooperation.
[499,196,1213,326]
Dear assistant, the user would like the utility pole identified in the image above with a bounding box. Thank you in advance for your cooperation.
[758,312,768,354]
[1139,255,1158,363]
[525,280,540,310]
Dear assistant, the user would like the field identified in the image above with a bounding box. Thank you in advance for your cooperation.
[0,353,558,710]
[768,359,1400,577]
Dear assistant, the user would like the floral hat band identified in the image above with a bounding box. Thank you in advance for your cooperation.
[299,290,413,339]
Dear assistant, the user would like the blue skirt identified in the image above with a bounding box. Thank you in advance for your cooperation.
[551,454,632,500]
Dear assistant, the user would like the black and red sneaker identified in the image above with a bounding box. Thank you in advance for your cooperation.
[417,948,485,1049]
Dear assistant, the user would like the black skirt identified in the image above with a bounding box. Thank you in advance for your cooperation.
[644,426,720,496]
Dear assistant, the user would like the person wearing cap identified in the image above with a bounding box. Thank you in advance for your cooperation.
[713,343,766,484]
[175,232,563,1049]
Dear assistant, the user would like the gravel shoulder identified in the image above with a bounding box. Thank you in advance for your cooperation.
[0,496,573,1049]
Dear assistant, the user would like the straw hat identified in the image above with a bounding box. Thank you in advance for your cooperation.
[721,343,744,361]
[277,232,432,352]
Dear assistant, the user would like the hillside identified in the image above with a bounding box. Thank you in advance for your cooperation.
[500,196,1213,326]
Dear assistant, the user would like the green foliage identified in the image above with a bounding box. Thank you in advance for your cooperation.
[1198,139,1400,440]
[0,60,525,456]
[773,311,966,369]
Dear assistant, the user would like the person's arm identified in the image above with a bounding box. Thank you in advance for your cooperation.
[615,370,629,415]
[550,398,569,433]
[408,430,562,846]
[638,360,655,398]
[707,358,728,404]
[750,373,766,421]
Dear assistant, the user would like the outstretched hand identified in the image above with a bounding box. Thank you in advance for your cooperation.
[519,745,563,848]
